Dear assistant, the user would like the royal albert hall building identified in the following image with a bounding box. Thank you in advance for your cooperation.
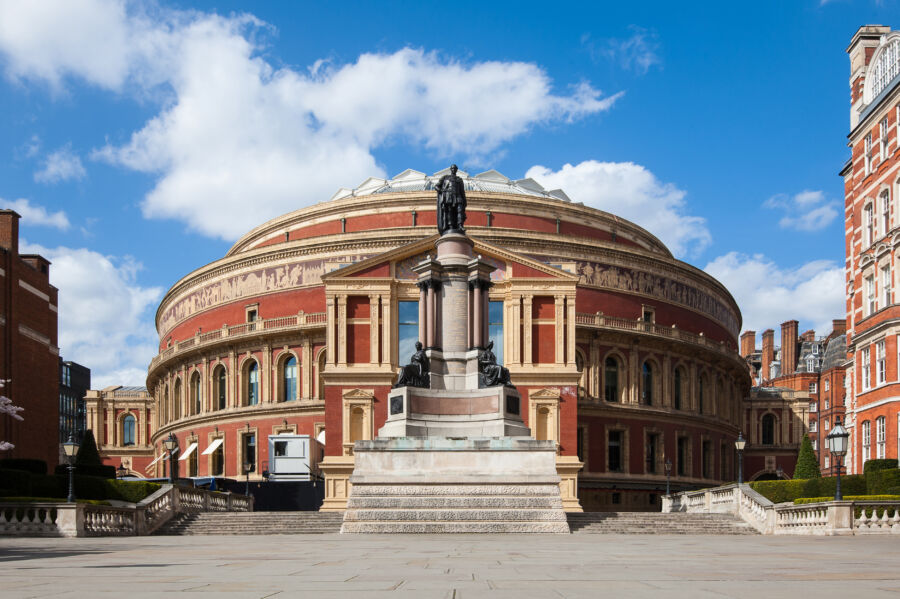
[142,167,750,512]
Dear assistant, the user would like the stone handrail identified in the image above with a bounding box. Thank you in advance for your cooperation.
[576,312,739,359]
[0,484,254,538]
[150,311,326,371]
[663,484,900,535]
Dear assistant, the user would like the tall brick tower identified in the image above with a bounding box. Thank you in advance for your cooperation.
[0,210,60,467]
[844,25,900,474]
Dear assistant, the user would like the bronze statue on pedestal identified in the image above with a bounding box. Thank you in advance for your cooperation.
[435,164,467,235]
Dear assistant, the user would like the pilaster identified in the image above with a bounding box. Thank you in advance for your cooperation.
[337,295,347,366]
[523,294,533,366]
[554,294,565,366]
[369,294,380,365]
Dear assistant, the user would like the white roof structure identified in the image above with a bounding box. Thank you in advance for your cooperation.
[329,169,572,203]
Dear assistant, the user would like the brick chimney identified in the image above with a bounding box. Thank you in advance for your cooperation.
[832,319,847,336]
[761,329,775,383]
[781,320,799,375]
[0,210,21,255]
[740,330,756,358]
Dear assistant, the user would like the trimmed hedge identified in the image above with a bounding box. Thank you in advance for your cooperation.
[864,459,898,474]
[750,475,867,503]
[54,463,117,479]
[0,470,160,503]
[867,469,900,494]
[0,459,47,475]
[794,495,900,504]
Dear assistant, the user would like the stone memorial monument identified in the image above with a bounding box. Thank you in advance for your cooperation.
[340,166,570,533]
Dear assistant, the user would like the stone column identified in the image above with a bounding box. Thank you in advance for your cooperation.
[418,283,427,347]
[262,345,271,403]
[467,283,474,349]
[426,283,436,348]
[201,357,208,413]
[510,296,521,366]
[523,295,533,365]
[482,280,491,348]
[337,295,347,366]
[369,295,380,365]
[326,295,336,365]
[381,298,392,367]
[629,346,639,404]
[301,339,312,399]
[589,337,600,398]
[473,281,483,348]
[555,295,565,366]
[566,294,576,366]
[228,350,237,408]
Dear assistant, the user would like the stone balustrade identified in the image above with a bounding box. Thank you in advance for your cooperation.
[149,311,326,371]
[663,483,900,535]
[0,484,254,538]
[575,312,740,360]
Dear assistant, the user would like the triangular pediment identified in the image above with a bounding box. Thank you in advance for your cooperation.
[322,233,578,283]
[529,387,561,399]
[391,169,427,181]
[473,169,509,183]
[342,388,375,400]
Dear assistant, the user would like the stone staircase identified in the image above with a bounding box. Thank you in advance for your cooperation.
[154,511,343,535]
[567,512,757,534]
[341,483,570,533]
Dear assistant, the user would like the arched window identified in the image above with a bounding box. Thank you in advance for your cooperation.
[162,384,169,423]
[674,367,683,410]
[604,356,621,402]
[865,203,874,246]
[762,413,776,445]
[173,379,183,420]
[190,372,201,416]
[123,414,135,446]
[881,190,891,236]
[282,355,298,402]
[317,349,326,400]
[641,361,653,405]
[245,360,259,406]
[214,366,227,411]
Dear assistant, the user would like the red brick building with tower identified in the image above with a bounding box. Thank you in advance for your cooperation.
[139,168,750,512]
[0,210,60,468]
[844,25,900,475]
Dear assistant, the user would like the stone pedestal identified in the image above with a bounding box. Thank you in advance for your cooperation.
[341,438,570,533]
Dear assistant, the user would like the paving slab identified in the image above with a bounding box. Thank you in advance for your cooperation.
[1,534,899,598]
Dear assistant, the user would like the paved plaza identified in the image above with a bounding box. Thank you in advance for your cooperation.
[1,534,899,598]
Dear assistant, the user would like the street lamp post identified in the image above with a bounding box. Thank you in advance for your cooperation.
[735,432,746,486]
[826,416,850,501]
[62,434,79,503]
[163,433,177,485]
[116,463,127,479]
[664,458,672,497]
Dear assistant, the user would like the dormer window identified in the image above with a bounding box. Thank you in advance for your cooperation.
[868,37,900,101]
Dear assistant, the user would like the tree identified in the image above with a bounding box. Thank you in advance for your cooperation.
[793,435,821,479]
[0,380,24,451]
[75,430,103,466]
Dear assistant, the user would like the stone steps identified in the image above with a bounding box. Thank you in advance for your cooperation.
[567,512,757,535]
[347,496,563,509]
[154,511,343,535]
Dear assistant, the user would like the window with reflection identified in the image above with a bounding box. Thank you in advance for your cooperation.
[191,372,201,415]
[123,414,135,446]
[246,361,259,406]
[283,355,298,402]
[215,366,227,410]
[397,301,419,363]
[762,413,776,445]
[488,300,503,364]
[604,356,620,402]
[641,361,653,405]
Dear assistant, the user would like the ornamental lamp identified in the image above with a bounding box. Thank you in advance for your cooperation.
[734,432,746,452]
[826,416,849,457]
[62,433,79,462]
[117,464,128,479]
[163,432,177,452]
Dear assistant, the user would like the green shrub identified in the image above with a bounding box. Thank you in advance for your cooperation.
[751,475,868,503]
[864,459,898,474]
[794,494,900,504]
[0,459,47,475]
[794,436,821,479]
[867,469,900,494]
[29,474,64,498]
[54,463,117,479]
[815,474,867,498]
[750,479,808,503]
[104,480,161,503]
[0,468,32,495]
[75,430,103,466]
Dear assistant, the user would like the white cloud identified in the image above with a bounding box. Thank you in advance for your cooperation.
[21,241,163,387]
[525,160,711,258]
[763,189,839,232]
[2,198,70,230]
[0,2,621,240]
[33,144,86,183]
[704,252,845,337]
[583,26,662,75]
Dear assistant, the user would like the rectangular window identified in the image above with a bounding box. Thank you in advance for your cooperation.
[810,420,817,433]
[866,132,874,175]
[488,300,504,365]
[877,416,886,459]
[884,192,892,236]
[646,433,659,474]
[677,436,689,477]
[882,116,890,161]
[883,265,892,307]
[862,420,871,463]
[866,275,876,314]
[809,382,817,393]
[702,440,712,478]
[809,401,817,413]
[863,347,872,391]
[878,340,886,384]
[824,379,830,391]
[825,398,830,409]
[576,427,585,465]
[211,442,224,476]
[608,430,623,472]
[825,455,830,469]
[865,205,874,246]
[242,433,256,473]
[397,301,420,364]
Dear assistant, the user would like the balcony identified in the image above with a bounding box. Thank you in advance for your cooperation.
[149,312,326,373]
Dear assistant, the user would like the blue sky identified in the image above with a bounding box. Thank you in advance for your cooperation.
[0,0,895,385]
